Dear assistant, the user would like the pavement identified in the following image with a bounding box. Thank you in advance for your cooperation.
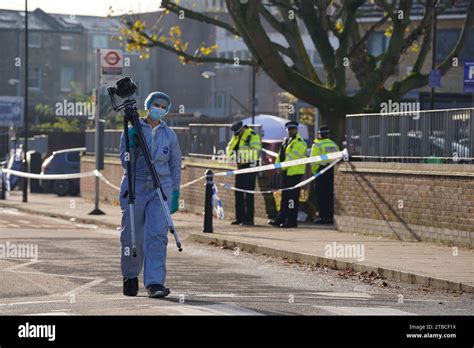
[1,191,473,294]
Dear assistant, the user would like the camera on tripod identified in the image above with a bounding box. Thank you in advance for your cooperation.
[108,77,138,111]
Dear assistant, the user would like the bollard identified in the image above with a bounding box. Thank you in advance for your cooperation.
[203,169,213,233]
[1,169,5,200]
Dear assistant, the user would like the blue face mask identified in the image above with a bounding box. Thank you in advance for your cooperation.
[149,106,167,121]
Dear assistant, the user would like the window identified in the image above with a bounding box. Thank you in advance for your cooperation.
[61,35,74,50]
[28,32,41,48]
[214,92,226,109]
[60,67,75,92]
[368,32,389,57]
[93,35,109,49]
[28,66,41,89]
[66,152,79,163]
[436,29,474,63]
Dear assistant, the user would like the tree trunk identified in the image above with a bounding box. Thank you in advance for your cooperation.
[319,109,348,148]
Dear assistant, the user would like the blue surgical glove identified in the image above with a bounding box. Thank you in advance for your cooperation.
[128,127,137,150]
[171,190,180,214]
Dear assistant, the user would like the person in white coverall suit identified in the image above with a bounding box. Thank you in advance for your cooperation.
[119,91,181,298]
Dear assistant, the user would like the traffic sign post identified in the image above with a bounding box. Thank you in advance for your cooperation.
[429,69,441,88]
[89,48,124,215]
[100,49,124,88]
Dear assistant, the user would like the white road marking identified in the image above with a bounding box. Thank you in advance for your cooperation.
[314,305,416,315]
[4,269,101,280]
[311,292,373,299]
[74,223,98,229]
[27,311,72,316]
[151,304,262,316]
[63,278,105,297]
[7,224,20,228]
[17,220,31,224]
[4,260,41,271]
[0,208,21,215]
[0,300,68,307]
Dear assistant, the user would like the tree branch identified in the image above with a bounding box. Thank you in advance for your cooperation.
[298,0,336,86]
[161,0,240,36]
[226,0,346,112]
[347,13,390,59]
[353,0,413,109]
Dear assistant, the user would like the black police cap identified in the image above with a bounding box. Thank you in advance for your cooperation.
[319,125,331,134]
[285,121,299,128]
[231,121,244,133]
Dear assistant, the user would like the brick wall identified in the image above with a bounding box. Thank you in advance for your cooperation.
[81,155,123,204]
[335,162,474,248]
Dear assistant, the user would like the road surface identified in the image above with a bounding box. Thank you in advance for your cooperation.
[0,207,472,316]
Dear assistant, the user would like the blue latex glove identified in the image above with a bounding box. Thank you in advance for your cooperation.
[171,190,180,214]
[128,127,137,150]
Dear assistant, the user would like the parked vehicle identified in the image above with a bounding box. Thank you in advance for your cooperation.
[40,147,85,196]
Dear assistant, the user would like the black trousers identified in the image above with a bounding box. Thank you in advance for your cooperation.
[234,164,257,223]
[315,166,335,221]
[276,173,303,225]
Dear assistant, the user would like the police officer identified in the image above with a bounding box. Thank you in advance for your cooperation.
[226,121,262,226]
[119,91,181,298]
[311,125,339,225]
[268,121,307,228]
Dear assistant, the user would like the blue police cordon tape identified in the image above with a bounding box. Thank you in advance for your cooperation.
[213,149,347,177]
[0,149,348,194]
[212,184,225,219]
[218,156,343,195]
[261,148,279,157]
[0,168,123,191]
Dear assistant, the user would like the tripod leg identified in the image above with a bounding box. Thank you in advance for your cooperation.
[129,203,137,257]
[155,188,183,252]
[123,119,137,257]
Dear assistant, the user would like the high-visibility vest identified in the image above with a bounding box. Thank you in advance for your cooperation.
[226,127,262,164]
[310,137,339,174]
[275,133,308,176]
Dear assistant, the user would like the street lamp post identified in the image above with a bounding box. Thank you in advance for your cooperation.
[201,71,216,117]
[251,63,256,125]
[430,3,438,110]
[22,0,28,203]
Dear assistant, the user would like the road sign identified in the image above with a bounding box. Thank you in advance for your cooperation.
[100,49,123,87]
[428,69,441,88]
[0,96,23,127]
[464,61,474,93]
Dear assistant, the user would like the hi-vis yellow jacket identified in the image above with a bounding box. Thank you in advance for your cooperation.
[310,137,339,174]
[226,127,262,164]
[275,133,308,176]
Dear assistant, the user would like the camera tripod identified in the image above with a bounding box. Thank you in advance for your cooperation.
[113,97,183,256]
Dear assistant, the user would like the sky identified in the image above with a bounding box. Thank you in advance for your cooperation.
[0,0,163,16]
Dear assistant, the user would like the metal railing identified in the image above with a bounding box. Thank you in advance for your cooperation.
[85,124,263,157]
[346,108,474,163]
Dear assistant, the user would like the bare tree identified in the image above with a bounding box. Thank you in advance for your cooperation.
[118,0,473,143]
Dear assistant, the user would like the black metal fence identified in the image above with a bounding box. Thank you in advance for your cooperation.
[86,124,263,157]
[346,108,474,163]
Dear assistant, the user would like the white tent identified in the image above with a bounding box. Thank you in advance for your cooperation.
[241,114,309,140]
